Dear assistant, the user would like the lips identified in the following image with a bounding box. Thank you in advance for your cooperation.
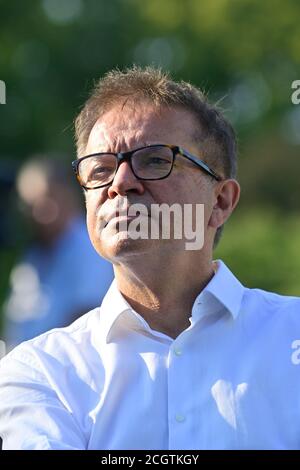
[103,210,123,228]
[104,214,141,228]
[99,198,152,230]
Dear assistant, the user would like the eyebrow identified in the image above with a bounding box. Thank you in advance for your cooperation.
[90,141,166,154]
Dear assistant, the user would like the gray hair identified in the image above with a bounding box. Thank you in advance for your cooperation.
[74,66,238,246]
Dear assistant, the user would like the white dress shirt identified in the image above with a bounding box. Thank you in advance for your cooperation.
[0,260,300,450]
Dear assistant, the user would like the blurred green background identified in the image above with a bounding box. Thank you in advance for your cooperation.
[1,0,300,334]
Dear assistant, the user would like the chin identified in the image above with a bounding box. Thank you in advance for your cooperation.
[97,229,159,261]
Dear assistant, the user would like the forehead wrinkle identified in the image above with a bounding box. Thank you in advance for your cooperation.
[87,110,164,154]
[86,103,203,157]
[89,126,150,154]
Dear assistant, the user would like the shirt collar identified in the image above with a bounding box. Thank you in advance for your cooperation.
[99,260,245,341]
[191,259,244,321]
[100,280,173,343]
[99,279,133,342]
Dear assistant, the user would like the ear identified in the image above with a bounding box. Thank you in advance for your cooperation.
[208,179,240,229]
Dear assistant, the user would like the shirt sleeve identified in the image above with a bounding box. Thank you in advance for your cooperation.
[0,346,86,450]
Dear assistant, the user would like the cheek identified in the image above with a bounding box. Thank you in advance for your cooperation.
[85,208,97,250]
[84,192,103,237]
[173,174,215,225]
[171,172,210,203]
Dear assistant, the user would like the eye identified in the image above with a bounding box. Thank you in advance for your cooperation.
[93,165,112,174]
[147,156,171,165]
[87,163,116,182]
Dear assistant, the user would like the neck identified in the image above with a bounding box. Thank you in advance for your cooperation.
[114,251,216,339]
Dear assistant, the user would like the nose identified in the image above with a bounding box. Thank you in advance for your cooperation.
[107,161,145,199]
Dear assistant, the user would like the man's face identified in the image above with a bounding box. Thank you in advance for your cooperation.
[83,102,219,263]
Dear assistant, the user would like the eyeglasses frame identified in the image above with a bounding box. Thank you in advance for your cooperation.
[72,144,222,191]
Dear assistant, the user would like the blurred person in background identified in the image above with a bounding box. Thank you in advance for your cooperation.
[2,156,113,349]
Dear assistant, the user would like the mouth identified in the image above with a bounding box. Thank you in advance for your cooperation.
[104,214,140,228]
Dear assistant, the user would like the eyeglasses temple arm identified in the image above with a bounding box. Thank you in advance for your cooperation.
[177,147,222,181]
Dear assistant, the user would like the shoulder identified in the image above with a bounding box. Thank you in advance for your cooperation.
[0,307,105,447]
[243,286,300,313]
[0,307,102,377]
[240,286,300,334]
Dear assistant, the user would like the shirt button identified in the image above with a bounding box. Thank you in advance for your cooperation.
[174,347,182,356]
[175,414,186,423]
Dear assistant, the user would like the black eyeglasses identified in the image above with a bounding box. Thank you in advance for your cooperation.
[72,144,222,190]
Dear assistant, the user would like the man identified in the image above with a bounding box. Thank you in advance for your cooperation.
[2,158,114,349]
[0,67,299,450]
